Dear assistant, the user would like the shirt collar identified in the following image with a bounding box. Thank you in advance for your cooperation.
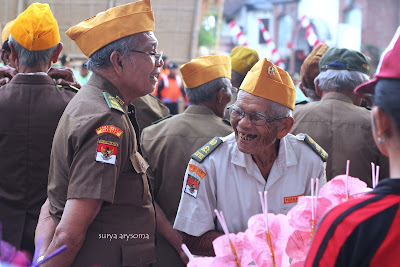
[370,178,400,195]
[321,92,353,103]
[231,135,297,181]
[184,105,216,115]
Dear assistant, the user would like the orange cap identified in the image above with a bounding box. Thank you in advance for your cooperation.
[2,19,15,44]
[10,3,60,51]
[67,0,154,57]
[240,58,296,110]
[180,55,231,88]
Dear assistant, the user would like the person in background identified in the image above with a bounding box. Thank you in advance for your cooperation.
[76,61,91,85]
[141,55,233,266]
[36,1,161,266]
[1,19,16,68]
[0,3,76,256]
[291,47,389,186]
[174,58,326,256]
[297,44,329,103]
[224,46,259,119]
[305,26,400,267]
[157,61,184,114]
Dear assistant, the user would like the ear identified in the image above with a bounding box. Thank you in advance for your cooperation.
[1,50,10,65]
[299,82,309,97]
[314,78,323,97]
[372,106,392,156]
[110,51,124,77]
[276,116,294,139]
[51,43,63,64]
[217,87,224,104]
[9,42,18,66]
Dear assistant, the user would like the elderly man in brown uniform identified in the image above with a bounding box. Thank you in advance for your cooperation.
[291,47,389,185]
[141,55,233,266]
[0,3,76,255]
[35,1,161,266]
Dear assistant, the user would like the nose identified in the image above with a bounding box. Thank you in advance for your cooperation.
[156,57,164,68]
[237,112,252,128]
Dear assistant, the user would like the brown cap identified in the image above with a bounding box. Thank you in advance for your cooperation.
[66,0,154,57]
[300,44,329,90]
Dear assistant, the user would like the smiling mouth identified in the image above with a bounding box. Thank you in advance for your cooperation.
[238,131,256,141]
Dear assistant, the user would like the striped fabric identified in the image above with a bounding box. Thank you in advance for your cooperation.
[305,178,400,267]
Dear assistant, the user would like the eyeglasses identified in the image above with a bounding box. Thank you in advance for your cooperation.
[228,105,287,126]
[130,49,163,63]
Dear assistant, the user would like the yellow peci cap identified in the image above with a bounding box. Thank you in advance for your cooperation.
[2,19,15,44]
[230,46,259,76]
[10,3,60,51]
[180,55,231,89]
[66,0,155,58]
[240,58,296,110]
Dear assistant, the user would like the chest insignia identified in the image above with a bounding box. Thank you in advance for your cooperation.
[191,137,223,163]
[284,193,304,204]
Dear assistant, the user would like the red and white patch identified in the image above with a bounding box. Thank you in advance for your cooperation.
[284,193,304,204]
[184,174,200,198]
[95,139,119,165]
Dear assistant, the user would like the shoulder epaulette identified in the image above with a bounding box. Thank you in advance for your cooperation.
[191,137,223,163]
[53,79,79,92]
[151,114,173,125]
[103,92,125,114]
[68,85,79,92]
[222,118,231,126]
[301,134,328,162]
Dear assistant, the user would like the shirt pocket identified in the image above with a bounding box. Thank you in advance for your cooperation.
[130,152,149,174]
[130,152,152,205]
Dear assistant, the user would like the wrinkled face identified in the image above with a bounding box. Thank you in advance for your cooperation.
[231,91,280,157]
[122,31,163,102]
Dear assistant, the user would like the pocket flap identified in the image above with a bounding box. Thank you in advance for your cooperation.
[130,152,149,174]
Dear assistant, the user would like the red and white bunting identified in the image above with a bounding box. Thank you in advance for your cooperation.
[301,15,323,48]
[258,18,285,69]
[229,20,248,47]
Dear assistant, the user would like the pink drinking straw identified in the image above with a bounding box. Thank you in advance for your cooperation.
[258,191,276,267]
[375,165,380,188]
[371,162,376,188]
[311,178,315,221]
[345,160,350,200]
[181,244,197,267]
[214,210,240,267]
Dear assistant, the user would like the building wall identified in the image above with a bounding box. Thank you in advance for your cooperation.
[0,0,202,65]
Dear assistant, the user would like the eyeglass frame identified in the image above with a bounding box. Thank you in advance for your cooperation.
[130,49,163,63]
[228,104,288,126]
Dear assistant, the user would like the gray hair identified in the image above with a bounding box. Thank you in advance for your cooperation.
[302,86,320,100]
[86,33,140,71]
[316,69,369,92]
[264,98,293,118]
[185,77,231,104]
[9,35,58,67]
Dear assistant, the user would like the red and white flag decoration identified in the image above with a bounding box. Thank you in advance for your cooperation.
[301,15,323,48]
[229,20,248,46]
[258,18,285,69]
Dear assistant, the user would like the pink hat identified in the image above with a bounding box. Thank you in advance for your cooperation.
[355,26,400,94]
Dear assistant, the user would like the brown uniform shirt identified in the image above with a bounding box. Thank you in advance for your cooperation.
[0,73,76,253]
[141,105,232,266]
[48,73,155,267]
[291,92,389,186]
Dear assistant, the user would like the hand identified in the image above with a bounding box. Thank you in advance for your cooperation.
[178,247,190,264]
[0,65,17,85]
[47,67,81,89]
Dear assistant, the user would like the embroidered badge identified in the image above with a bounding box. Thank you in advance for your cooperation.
[284,193,304,204]
[95,139,119,165]
[103,92,125,113]
[188,164,206,179]
[95,125,124,138]
[184,174,200,198]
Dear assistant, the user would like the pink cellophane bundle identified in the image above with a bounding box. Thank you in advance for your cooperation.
[244,213,290,267]
[319,175,370,206]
